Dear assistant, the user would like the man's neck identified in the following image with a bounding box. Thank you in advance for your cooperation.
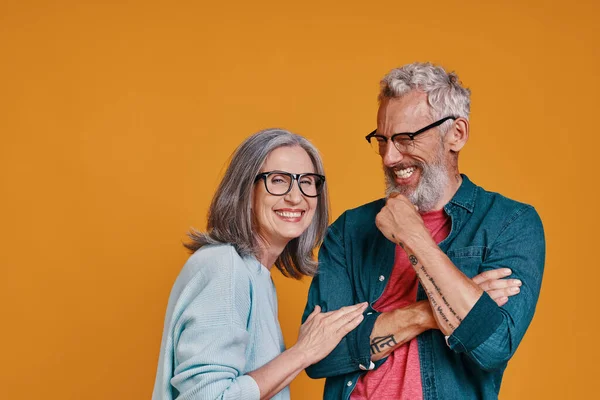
[431,171,462,211]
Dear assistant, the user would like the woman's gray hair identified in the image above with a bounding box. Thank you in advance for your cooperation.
[379,62,471,133]
[185,128,329,278]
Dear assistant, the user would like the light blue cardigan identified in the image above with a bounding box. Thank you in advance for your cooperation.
[153,244,290,400]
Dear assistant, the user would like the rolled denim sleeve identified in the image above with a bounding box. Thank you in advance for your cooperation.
[447,205,545,371]
[303,215,379,379]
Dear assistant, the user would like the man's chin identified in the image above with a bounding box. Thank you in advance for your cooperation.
[385,173,416,196]
[385,183,416,200]
[385,180,435,211]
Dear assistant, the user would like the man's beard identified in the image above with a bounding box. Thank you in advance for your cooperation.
[384,147,450,213]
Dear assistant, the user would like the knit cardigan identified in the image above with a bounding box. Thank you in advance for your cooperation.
[152,244,289,400]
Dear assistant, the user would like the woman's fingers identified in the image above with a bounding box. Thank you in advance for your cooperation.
[304,305,321,323]
[302,303,367,332]
[326,303,368,335]
[327,302,368,324]
[335,312,365,335]
[295,303,369,365]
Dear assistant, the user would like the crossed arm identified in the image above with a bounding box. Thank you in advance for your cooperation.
[304,198,544,377]
[369,268,520,361]
[373,194,545,368]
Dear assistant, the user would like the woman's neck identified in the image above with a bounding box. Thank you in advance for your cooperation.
[257,238,286,270]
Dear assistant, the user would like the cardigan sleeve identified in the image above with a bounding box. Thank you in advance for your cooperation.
[169,253,261,400]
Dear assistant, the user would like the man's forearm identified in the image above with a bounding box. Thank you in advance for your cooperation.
[370,301,436,361]
[398,237,483,336]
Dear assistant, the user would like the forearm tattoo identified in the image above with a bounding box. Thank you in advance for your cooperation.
[418,264,462,323]
[370,334,398,354]
[396,238,462,329]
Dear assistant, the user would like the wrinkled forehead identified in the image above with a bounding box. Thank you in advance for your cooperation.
[377,91,433,133]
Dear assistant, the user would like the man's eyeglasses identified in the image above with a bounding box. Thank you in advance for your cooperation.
[365,116,457,155]
[254,171,326,198]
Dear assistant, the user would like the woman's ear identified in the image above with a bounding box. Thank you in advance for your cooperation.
[445,117,469,152]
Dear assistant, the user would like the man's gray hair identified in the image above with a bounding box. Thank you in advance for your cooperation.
[185,128,329,278]
[379,62,471,132]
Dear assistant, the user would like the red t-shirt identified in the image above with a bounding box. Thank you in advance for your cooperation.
[351,209,451,400]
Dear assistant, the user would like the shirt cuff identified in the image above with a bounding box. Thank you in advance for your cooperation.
[359,361,375,370]
[446,292,503,353]
[352,310,380,368]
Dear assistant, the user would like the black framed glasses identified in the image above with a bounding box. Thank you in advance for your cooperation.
[255,171,326,198]
[365,116,458,155]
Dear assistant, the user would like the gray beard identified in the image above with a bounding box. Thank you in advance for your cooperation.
[384,151,450,213]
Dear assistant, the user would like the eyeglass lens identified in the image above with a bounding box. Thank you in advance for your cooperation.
[265,172,323,197]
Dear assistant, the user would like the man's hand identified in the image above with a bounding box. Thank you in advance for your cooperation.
[473,268,521,307]
[423,268,522,330]
[375,193,432,247]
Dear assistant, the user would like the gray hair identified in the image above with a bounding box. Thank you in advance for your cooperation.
[185,128,329,278]
[379,62,471,133]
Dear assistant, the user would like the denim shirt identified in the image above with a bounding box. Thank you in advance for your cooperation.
[302,175,545,400]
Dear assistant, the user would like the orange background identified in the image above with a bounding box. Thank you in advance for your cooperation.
[1,1,598,399]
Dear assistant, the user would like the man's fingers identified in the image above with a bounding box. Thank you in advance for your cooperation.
[494,296,509,307]
[472,268,512,285]
[486,287,520,300]
[488,278,521,291]
[480,278,522,291]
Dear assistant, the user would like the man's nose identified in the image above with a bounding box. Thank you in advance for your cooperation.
[381,141,404,167]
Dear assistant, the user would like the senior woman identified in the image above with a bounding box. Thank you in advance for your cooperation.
[153,129,367,400]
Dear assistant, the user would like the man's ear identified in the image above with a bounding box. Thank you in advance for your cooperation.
[445,117,469,152]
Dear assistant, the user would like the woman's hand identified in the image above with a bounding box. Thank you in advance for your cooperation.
[247,302,367,399]
[293,302,368,368]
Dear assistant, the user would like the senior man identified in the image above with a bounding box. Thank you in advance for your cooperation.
[303,62,545,400]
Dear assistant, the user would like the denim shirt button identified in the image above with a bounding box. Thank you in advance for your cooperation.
[347,380,353,387]
[378,275,385,282]
[359,361,375,370]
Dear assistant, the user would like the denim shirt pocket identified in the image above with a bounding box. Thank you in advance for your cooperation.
[446,246,488,278]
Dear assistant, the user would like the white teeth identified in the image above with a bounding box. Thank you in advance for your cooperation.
[394,167,415,179]
[275,211,302,218]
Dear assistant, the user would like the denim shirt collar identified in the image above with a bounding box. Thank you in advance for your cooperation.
[445,174,477,213]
